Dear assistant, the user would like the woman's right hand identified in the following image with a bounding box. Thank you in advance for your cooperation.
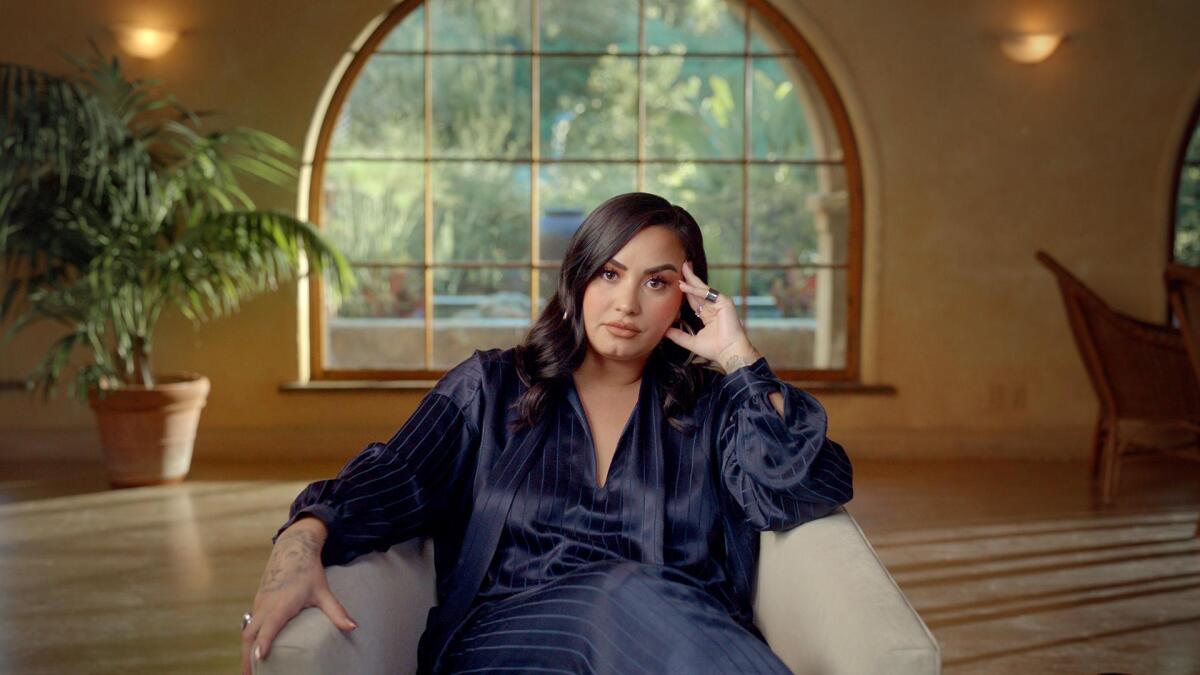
[240,517,358,675]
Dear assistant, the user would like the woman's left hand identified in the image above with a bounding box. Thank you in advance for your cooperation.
[664,260,763,374]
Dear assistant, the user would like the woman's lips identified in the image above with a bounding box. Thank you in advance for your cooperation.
[603,323,640,338]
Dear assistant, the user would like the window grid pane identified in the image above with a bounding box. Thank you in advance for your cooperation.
[325,265,425,370]
[1176,143,1200,266]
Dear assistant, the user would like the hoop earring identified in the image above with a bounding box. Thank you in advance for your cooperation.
[562,309,568,320]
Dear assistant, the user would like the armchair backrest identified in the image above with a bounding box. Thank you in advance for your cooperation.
[1036,250,1125,414]
[1166,263,1200,386]
[1035,250,1198,420]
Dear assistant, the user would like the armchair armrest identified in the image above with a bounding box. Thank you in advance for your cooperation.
[254,537,437,675]
[754,507,941,675]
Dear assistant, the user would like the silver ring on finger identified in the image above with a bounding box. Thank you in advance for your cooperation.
[242,612,253,630]
[704,288,719,303]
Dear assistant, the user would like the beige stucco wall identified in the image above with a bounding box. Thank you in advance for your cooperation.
[2,0,1198,462]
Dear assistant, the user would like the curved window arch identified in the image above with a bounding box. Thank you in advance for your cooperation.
[305,0,863,381]
[1173,98,1200,266]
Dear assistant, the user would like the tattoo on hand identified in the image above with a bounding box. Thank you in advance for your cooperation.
[261,529,320,593]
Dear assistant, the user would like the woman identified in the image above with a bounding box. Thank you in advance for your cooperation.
[241,192,853,674]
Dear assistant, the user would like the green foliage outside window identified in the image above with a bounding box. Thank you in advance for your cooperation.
[324,0,845,326]
[1175,125,1200,267]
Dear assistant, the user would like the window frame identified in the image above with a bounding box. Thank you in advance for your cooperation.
[305,0,865,382]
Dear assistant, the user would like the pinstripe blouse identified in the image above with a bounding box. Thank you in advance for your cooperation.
[274,346,853,670]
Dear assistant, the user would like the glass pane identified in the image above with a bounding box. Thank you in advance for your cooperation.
[1186,124,1200,162]
[644,0,746,54]
[538,266,561,315]
[644,56,743,159]
[541,0,638,53]
[539,163,637,262]
[645,162,742,265]
[749,6,797,54]
[705,266,744,310]
[540,56,638,160]
[1175,164,1200,266]
[324,265,425,370]
[745,267,847,369]
[328,56,423,159]
[433,162,531,262]
[751,57,841,161]
[749,164,847,265]
[322,162,424,263]
[430,0,530,52]
[432,267,531,368]
[432,55,532,158]
[379,5,424,51]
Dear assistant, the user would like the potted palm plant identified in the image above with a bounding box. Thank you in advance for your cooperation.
[0,50,355,487]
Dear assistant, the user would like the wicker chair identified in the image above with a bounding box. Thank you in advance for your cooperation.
[1036,251,1200,503]
[1165,262,1200,535]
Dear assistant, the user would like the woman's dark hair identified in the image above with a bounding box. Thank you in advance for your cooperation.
[511,192,715,432]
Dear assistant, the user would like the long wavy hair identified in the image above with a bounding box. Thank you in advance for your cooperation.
[511,192,717,433]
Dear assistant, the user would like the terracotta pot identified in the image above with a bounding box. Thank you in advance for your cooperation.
[87,374,211,488]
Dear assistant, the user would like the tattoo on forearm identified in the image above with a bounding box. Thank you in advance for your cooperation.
[261,529,321,592]
[723,354,749,374]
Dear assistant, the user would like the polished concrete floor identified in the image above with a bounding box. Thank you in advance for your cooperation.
[0,455,1197,674]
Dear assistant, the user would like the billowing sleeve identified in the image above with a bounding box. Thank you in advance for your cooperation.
[713,355,853,532]
[271,352,486,566]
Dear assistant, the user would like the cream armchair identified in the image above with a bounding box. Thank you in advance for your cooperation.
[254,507,940,675]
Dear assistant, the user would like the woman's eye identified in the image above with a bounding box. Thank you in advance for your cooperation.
[598,269,667,288]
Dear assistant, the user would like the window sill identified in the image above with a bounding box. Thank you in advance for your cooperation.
[279,380,897,395]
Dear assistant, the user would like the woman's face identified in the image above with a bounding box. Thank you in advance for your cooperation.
[580,225,687,363]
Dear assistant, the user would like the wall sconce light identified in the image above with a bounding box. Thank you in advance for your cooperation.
[1001,32,1064,64]
[113,25,180,59]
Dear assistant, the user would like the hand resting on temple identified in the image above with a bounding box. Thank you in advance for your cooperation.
[241,516,358,675]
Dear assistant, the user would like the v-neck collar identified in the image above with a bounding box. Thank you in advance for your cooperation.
[565,363,655,490]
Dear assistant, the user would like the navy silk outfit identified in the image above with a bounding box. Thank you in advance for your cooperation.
[274,347,853,674]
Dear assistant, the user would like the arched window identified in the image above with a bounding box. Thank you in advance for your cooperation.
[305,0,862,380]
[1173,100,1200,266]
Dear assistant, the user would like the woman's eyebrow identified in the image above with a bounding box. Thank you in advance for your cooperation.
[608,259,679,274]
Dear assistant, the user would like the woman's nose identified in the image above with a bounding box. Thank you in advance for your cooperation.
[615,281,640,314]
